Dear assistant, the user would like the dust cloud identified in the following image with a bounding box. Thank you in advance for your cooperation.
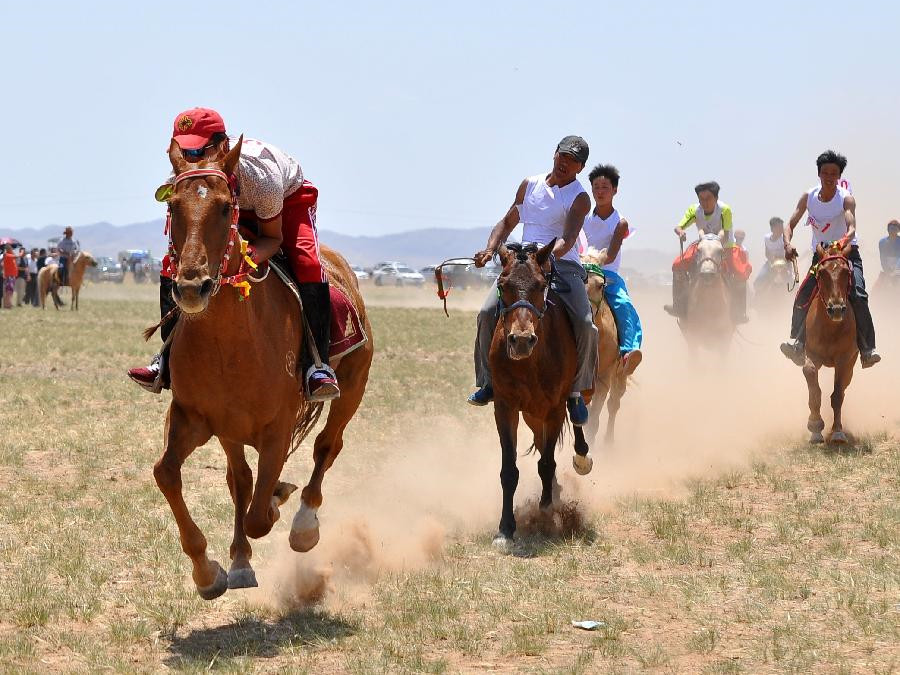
[261,283,900,610]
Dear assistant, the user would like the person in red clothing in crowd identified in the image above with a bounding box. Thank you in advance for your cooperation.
[127,108,340,401]
[2,244,18,309]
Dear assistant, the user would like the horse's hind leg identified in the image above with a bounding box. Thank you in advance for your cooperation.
[605,374,627,444]
[153,404,226,599]
[291,347,372,553]
[802,361,825,443]
[244,423,293,540]
[829,360,855,443]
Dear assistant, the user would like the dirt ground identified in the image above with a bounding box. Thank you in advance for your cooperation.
[0,279,897,673]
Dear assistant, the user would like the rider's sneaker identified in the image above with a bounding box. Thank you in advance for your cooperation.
[623,349,643,375]
[779,340,806,367]
[128,353,166,393]
[860,350,881,369]
[307,368,340,402]
[467,386,494,406]
[567,395,589,427]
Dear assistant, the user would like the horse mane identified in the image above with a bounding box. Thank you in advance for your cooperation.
[581,246,605,265]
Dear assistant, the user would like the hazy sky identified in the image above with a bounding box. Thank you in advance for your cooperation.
[1,1,898,254]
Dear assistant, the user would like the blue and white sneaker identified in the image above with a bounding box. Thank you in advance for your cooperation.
[567,395,589,426]
[467,386,494,406]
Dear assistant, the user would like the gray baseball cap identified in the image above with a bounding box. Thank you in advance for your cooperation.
[556,135,589,164]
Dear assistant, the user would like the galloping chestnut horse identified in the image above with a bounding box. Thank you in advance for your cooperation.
[489,240,590,549]
[798,242,857,443]
[156,138,373,599]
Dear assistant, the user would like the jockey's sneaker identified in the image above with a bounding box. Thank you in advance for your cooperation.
[307,369,340,402]
[779,340,806,367]
[623,349,643,375]
[861,350,881,369]
[127,353,166,393]
[467,386,494,406]
[567,395,589,427]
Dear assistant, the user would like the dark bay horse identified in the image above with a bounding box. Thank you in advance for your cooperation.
[799,242,857,443]
[489,240,590,549]
[156,138,373,599]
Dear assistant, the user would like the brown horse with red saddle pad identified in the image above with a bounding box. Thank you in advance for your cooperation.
[155,138,373,599]
[798,242,858,443]
[488,240,590,550]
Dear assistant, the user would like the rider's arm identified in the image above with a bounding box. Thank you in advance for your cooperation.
[720,205,734,247]
[841,194,857,246]
[783,193,808,259]
[475,179,528,267]
[553,192,591,259]
[674,205,696,237]
[250,214,283,265]
[603,218,629,264]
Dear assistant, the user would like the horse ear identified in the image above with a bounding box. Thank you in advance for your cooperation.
[535,238,556,271]
[168,138,189,175]
[841,239,853,257]
[498,244,513,267]
[224,134,243,176]
[815,243,825,258]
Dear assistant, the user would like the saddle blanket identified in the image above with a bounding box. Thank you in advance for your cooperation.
[329,285,367,359]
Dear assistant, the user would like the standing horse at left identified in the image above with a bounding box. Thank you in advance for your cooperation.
[797,242,858,443]
[154,139,373,599]
[488,240,591,549]
[39,252,97,310]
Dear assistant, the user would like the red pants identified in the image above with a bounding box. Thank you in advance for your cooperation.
[672,242,752,281]
[278,181,325,283]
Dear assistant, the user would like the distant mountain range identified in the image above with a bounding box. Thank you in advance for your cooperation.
[0,221,673,275]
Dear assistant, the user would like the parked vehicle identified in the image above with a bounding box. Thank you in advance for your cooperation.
[372,263,425,287]
[351,265,370,281]
[89,256,125,283]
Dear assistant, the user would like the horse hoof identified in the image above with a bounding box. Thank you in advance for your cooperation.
[227,567,258,590]
[290,504,320,552]
[492,534,513,553]
[196,562,228,600]
[809,431,825,444]
[830,431,848,444]
[573,453,593,476]
[289,527,320,552]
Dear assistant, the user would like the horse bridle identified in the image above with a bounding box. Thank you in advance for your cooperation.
[166,168,260,297]
[497,243,551,322]
[813,254,853,305]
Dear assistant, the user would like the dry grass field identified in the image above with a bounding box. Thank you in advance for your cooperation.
[0,280,898,673]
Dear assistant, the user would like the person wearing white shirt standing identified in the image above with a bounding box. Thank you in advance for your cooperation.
[580,164,642,366]
[468,136,597,426]
[754,217,786,291]
[780,150,879,368]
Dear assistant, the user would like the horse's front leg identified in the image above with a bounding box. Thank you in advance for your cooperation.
[221,440,263,590]
[537,414,564,510]
[802,359,825,443]
[829,358,856,443]
[493,402,519,550]
[605,374,627,444]
[153,403,226,599]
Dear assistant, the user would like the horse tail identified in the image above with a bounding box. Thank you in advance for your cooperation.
[523,417,569,457]
[287,401,325,460]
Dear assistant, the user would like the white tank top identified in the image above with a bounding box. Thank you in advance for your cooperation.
[805,186,856,250]
[695,201,725,234]
[764,232,783,261]
[582,209,624,272]
[520,173,587,263]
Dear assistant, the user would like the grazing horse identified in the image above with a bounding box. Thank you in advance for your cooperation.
[154,138,373,599]
[581,248,641,446]
[38,252,97,310]
[680,234,734,352]
[799,242,857,443]
[489,240,590,549]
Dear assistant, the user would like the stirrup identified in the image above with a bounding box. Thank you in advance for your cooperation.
[305,364,340,402]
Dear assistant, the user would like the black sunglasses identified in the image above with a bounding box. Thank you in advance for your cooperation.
[182,141,218,159]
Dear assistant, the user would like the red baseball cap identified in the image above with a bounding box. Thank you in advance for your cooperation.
[172,107,226,150]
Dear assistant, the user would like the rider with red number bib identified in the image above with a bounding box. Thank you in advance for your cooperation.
[127,108,340,402]
[664,181,750,323]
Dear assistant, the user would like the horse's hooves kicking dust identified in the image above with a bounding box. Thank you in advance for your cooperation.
[514,499,588,539]
[227,566,258,590]
[196,561,228,600]
[572,453,593,475]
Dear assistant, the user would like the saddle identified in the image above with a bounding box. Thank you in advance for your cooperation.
[267,252,368,360]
